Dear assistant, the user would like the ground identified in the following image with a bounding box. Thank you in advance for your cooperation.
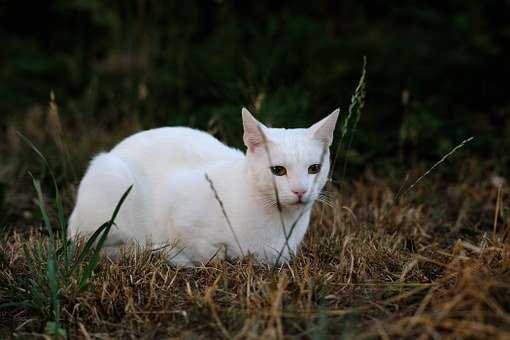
[1,151,509,338]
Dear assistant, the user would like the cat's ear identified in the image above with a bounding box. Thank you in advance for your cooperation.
[309,109,340,146]
[242,107,268,152]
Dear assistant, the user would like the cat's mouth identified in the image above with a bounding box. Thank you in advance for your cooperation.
[290,199,308,206]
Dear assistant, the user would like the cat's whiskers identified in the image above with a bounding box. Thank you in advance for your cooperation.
[259,192,278,209]
[262,198,278,209]
[312,192,336,208]
[318,188,335,197]
[319,191,335,201]
[316,196,335,208]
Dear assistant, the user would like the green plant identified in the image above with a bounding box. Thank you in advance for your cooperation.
[0,136,132,338]
[331,56,367,181]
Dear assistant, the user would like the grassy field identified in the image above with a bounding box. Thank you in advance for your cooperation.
[1,164,509,338]
[0,94,509,338]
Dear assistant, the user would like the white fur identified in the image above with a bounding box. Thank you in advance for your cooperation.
[69,108,339,266]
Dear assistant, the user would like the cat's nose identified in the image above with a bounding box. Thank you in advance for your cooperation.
[292,190,307,199]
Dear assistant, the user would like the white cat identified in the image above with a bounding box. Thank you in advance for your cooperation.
[68,108,339,266]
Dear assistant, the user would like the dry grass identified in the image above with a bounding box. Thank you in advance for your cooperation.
[1,161,509,339]
[1,86,509,338]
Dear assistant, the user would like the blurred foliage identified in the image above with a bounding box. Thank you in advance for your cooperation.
[1,1,509,172]
[0,182,5,224]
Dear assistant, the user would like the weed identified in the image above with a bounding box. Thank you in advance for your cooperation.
[1,137,132,338]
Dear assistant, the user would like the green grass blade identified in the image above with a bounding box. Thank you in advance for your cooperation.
[331,57,367,177]
[31,176,54,240]
[78,185,132,291]
[71,221,109,272]
[78,224,112,291]
[340,56,367,180]
[31,174,61,326]
[47,258,60,321]
[18,132,69,267]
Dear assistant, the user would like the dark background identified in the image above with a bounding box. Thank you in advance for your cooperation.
[1,1,509,174]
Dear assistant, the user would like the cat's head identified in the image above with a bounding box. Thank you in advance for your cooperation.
[242,108,339,208]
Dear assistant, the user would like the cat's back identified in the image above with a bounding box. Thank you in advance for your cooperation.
[111,127,244,169]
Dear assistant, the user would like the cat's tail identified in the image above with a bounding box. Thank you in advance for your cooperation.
[68,152,143,245]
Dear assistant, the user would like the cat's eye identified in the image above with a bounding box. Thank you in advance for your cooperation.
[270,166,287,176]
[308,164,321,174]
